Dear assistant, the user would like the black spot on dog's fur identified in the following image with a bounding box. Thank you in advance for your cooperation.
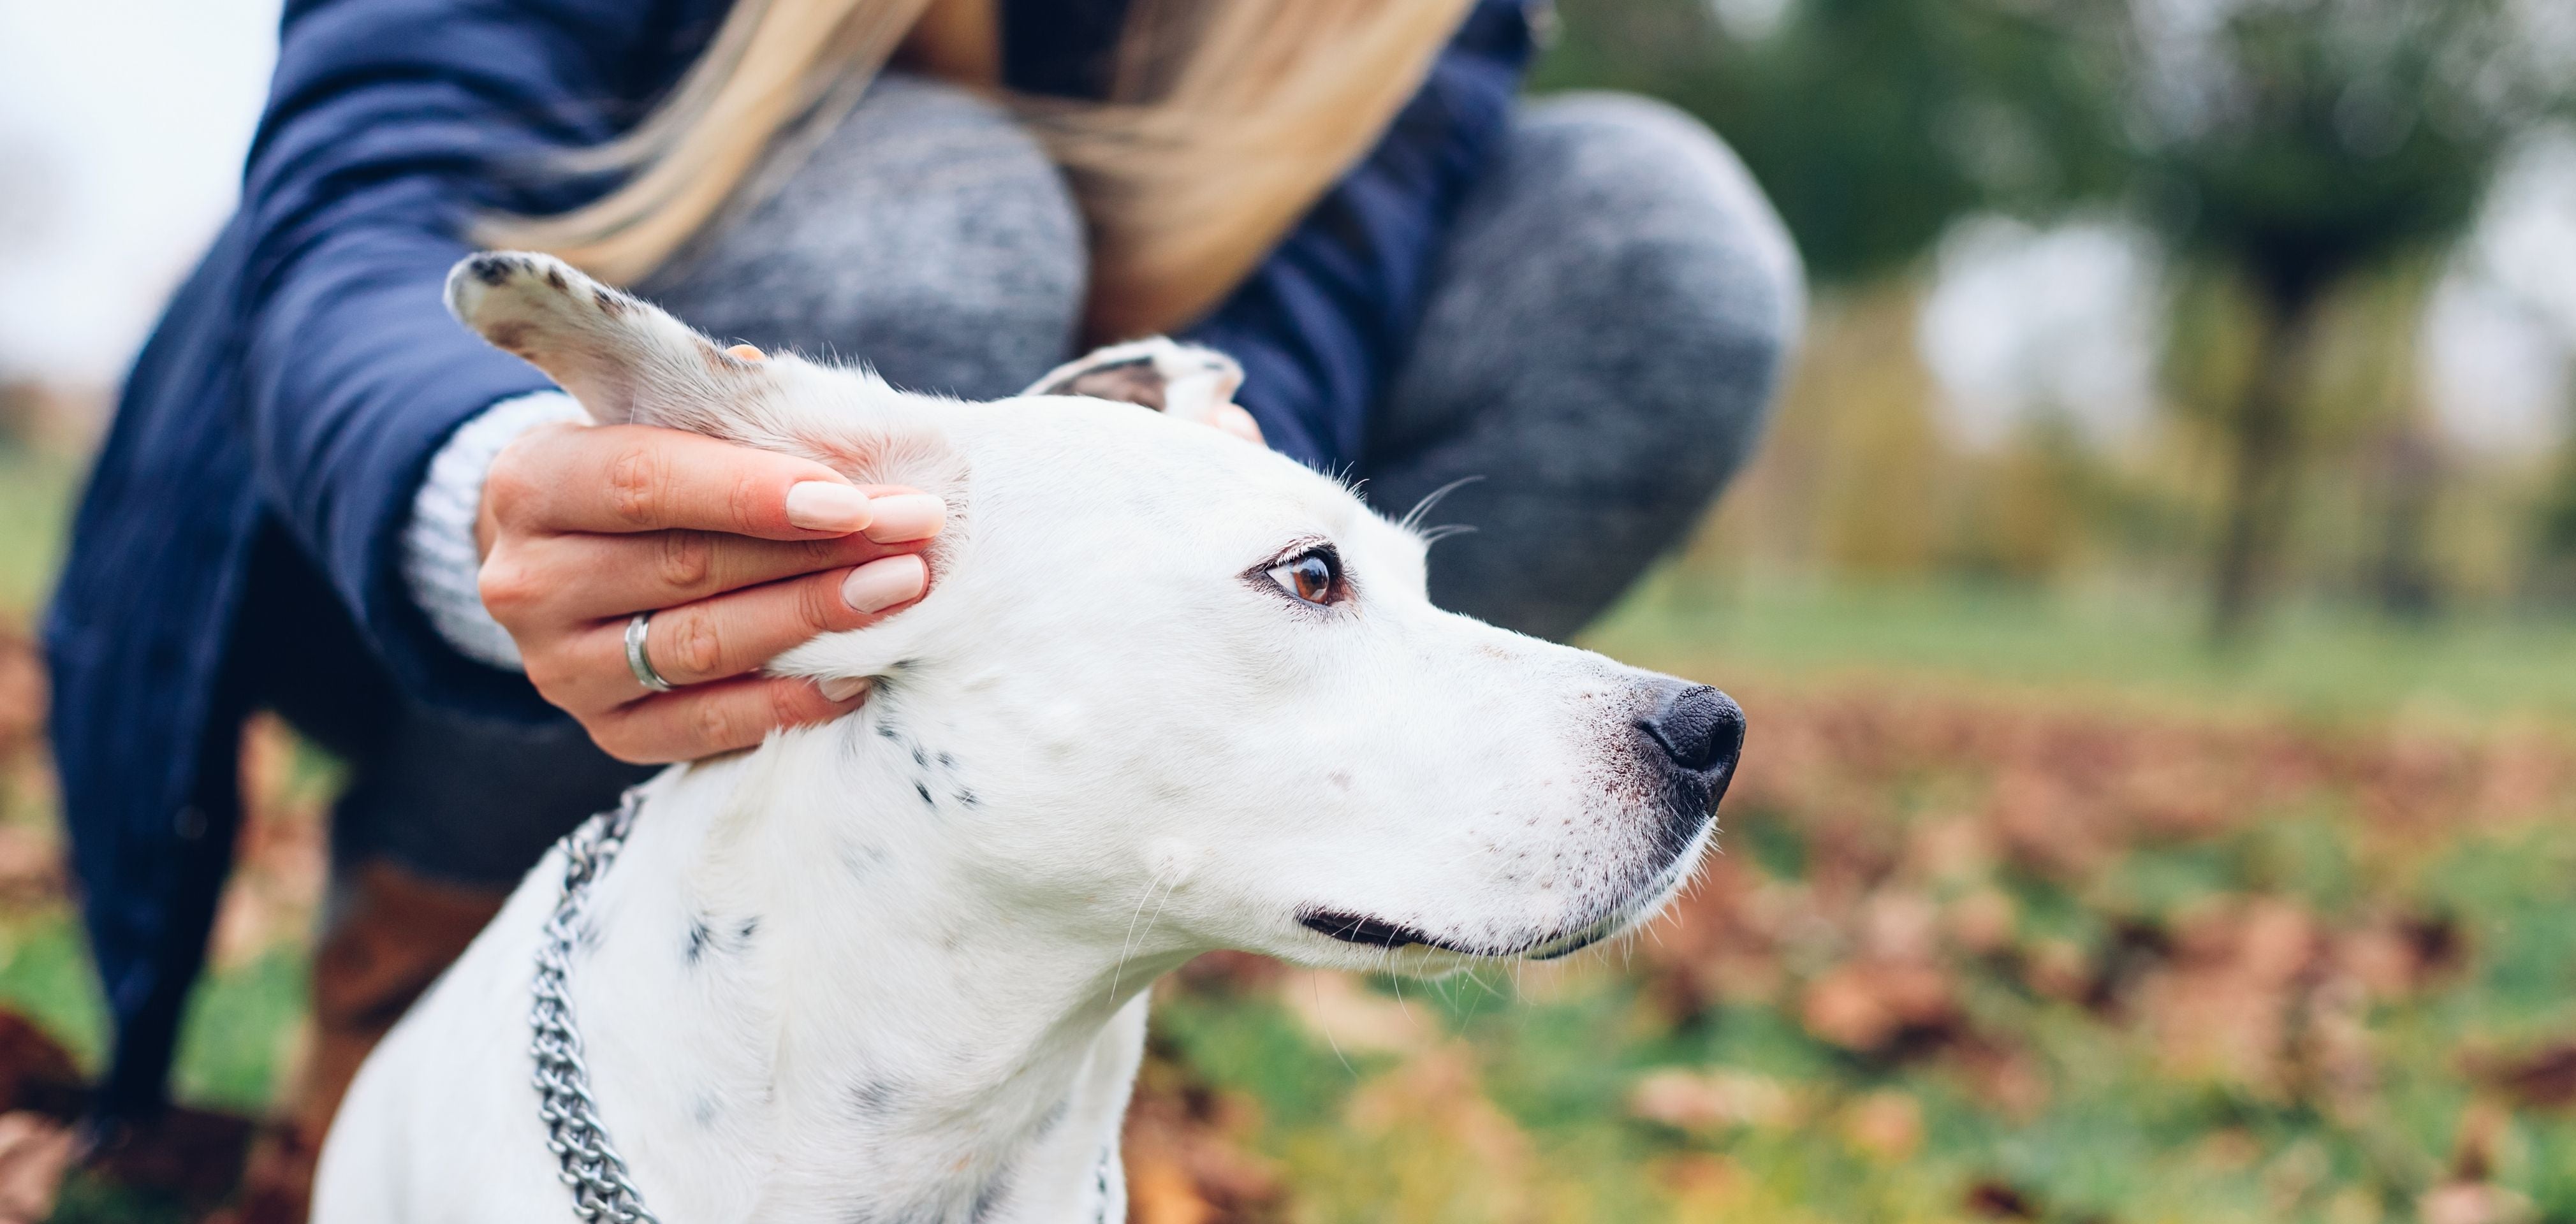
[685,917,714,965]
[848,1079,905,1117]
[544,265,568,292]
[468,253,516,286]
[1092,1145,1115,1220]
[955,787,981,809]
[685,914,761,965]
[915,782,935,808]
[594,289,627,317]
[969,1163,1013,1221]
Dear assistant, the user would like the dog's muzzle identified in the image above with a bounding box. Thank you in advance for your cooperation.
[1299,682,1744,963]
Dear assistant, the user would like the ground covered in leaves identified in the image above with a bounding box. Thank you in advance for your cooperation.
[1121,683,2576,1224]
[0,613,2574,1221]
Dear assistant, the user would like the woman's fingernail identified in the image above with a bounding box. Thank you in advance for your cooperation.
[817,676,869,703]
[861,493,946,543]
[842,554,928,613]
[785,481,874,533]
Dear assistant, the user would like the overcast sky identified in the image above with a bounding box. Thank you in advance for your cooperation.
[0,0,282,386]
[0,0,2566,453]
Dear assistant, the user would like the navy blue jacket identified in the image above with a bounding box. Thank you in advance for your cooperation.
[47,0,1530,1112]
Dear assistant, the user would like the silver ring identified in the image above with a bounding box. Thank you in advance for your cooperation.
[625,611,674,693]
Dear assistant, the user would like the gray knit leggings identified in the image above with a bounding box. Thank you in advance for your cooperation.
[341,75,1801,885]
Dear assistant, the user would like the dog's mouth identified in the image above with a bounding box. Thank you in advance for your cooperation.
[1298,833,1709,962]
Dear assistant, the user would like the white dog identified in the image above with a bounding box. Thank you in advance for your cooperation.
[312,252,1745,1223]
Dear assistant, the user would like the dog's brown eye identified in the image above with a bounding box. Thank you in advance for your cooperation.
[1266,550,1340,606]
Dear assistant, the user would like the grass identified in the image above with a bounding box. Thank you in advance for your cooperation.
[0,446,78,619]
[1586,568,2576,729]
[0,916,107,1071]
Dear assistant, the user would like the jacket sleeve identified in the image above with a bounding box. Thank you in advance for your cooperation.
[231,0,695,717]
[1183,0,1536,470]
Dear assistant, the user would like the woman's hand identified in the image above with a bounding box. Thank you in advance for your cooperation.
[475,421,944,764]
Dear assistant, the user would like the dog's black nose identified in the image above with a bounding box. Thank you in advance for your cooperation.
[1640,683,1745,776]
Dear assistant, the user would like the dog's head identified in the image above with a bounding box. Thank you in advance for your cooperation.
[450,252,1743,972]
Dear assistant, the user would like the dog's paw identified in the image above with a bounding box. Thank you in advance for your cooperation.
[1025,339,1244,427]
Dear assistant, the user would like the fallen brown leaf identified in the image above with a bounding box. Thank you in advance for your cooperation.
[2420,1183,2534,1224]
[1964,1179,2039,1219]
[1800,961,1958,1055]
[0,1011,83,1120]
[1628,1068,1792,1133]
[1841,1089,1922,1162]
[2472,1043,2576,1111]
[1122,1040,1284,1223]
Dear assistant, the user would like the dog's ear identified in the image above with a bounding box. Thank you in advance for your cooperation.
[1025,339,1243,426]
[446,251,961,495]
[450,252,965,692]
[444,251,769,430]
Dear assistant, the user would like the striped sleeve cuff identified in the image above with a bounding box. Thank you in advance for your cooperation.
[400,390,590,671]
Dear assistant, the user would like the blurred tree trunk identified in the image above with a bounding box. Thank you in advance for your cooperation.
[2209,289,2323,644]
[2369,423,2442,620]
[2538,404,2576,607]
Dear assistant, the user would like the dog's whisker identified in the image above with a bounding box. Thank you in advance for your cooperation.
[1396,474,1486,536]
[1464,965,1503,1019]
[1109,868,1173,1003]
[1312,972,1359,1081]
[1134,871,1182,976]
[1387,965,1421,1029]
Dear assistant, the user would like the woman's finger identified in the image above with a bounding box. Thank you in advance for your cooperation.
[631,554,927,689]
[588,674,867,764]
[490,423,946,541]
[1208,402,1265,444]
[553,555,928,708]
[501,527,927,622]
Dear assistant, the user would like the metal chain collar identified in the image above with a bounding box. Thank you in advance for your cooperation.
[531,789,663,1224]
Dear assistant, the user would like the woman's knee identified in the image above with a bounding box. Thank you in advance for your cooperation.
[641,73,1087,398]
[1512,91,1804,320]
[1498,92,1804,471]
[1400,92,1804,486]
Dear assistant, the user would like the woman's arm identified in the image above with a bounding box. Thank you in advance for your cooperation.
[234,0,664,703]
[1184,0,1538,470]
[233,0,940,759]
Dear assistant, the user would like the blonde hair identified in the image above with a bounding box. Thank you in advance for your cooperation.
[478,0,1475,339]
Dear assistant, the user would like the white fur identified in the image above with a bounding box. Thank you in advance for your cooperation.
[314,252,1725,1223]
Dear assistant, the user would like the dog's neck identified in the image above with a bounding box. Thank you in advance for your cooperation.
[567,710,1182,1223]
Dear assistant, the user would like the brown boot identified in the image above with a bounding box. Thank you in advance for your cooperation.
[219,859,506,1224]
